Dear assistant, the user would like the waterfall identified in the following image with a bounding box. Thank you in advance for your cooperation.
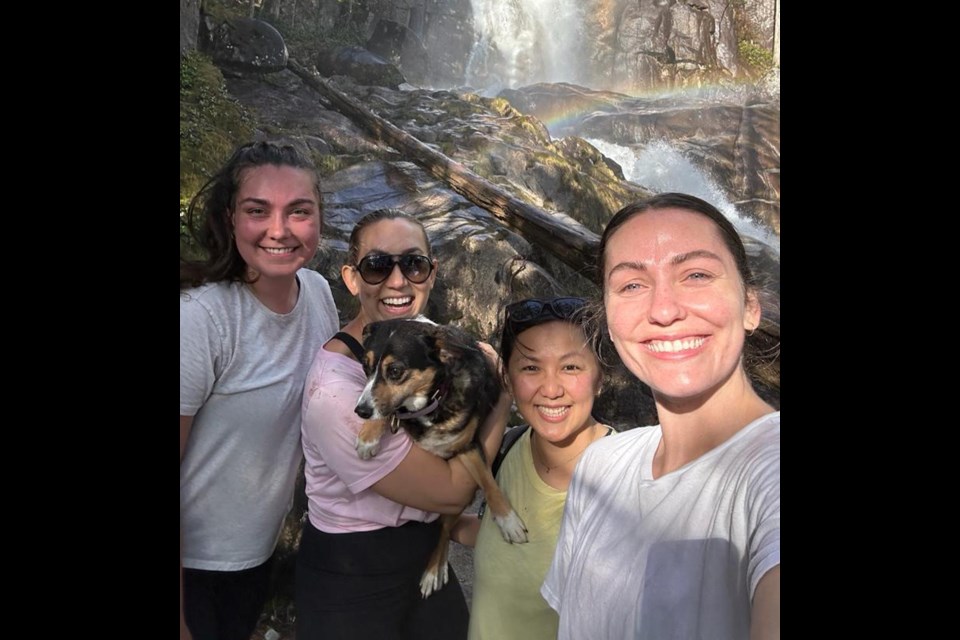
[586,138,781,254]
[466,0,585,92]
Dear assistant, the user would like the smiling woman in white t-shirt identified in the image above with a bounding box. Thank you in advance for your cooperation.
[542,193,780,640]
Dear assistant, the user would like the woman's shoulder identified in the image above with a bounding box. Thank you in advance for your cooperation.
[180,280,242,327]
[734,411,780,451]
[582,424,660,463]
[305,341,365,391]
[180,279,235,304]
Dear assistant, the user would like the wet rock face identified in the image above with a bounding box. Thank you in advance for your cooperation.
[201,17,288,73]
[457,0,771,93]
[416,0,477,87]
[596,0,738,89]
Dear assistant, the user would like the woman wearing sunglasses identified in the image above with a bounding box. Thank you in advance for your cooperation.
[296,208,511,640]
[452,296,614,640]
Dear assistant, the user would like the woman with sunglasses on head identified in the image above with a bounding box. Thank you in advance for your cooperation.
[542,194,780,639]
[296,208,512,640]
[451,296,614,640]
[180,141,339,640]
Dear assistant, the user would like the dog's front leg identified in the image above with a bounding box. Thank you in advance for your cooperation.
[458,446,529,544]
[356,418,389,459]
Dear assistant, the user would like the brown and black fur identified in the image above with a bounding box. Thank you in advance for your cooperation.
[354,318,528,597]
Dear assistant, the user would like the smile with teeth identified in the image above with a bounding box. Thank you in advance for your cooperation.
[537,406,569,418]
[646,337,705,353]
[382,296,413,307]
[262,246,296,255]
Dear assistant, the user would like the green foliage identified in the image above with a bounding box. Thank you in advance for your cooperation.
[311,152,346,177]
[738,39,774,76]
[180,51,255,259]
[180,51,255,204]
[731,2,776,78]
[268,1,366,65]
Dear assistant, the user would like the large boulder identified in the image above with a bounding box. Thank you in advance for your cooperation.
[201,16,288,73]
[366,19,430,86]
[315,46,406,89]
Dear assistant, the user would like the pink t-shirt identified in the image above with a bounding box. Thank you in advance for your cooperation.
[301,346,439,533]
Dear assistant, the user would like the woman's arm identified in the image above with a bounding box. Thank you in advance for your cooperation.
[180,415,194,640]
[751,565,780,640]
[450,513,481,547]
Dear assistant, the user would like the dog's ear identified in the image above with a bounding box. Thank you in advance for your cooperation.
[361,321,391,374]
[363,320,395,349]
[428,326,467,365]
[361,321,380,344]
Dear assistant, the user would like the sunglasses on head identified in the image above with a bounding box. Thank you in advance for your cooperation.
[353,253,435,285]
[505,297,587,325]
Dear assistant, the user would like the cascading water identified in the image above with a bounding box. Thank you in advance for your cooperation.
[586,138,781,255]
[466,0,585,92]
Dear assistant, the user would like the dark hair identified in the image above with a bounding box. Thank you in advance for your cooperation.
[498,297,599,387]
[346,208,431,265]
[597,192,756,294]
[180,141,322,290]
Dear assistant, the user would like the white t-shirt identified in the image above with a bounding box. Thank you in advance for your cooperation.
[180,270,338,570]
[542,412,780,640]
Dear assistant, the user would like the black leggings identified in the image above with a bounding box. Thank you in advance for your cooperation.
[296,519,469,640]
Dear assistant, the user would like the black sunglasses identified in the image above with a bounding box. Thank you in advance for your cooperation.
[505,297,587,324]
[354,254,435,285]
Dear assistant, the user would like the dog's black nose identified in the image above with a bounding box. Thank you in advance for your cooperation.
[355,405,373,419]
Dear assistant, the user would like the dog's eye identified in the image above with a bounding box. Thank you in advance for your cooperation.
[385,362,406,381]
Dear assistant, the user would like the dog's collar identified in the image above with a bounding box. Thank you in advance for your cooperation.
[392,380,449,425]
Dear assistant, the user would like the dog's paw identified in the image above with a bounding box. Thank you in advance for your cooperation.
[494,510,529,544]
[355,435,381,460]
[419,563,449,598]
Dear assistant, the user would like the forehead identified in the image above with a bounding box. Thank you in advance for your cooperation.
[236,165,316,198]
[605,208,732,267]
[510,321,593,359]
[358,218,429,254]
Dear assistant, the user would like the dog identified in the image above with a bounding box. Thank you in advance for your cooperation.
[354,318,529,597]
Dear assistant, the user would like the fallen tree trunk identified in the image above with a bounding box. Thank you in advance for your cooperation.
[287,59,600,276]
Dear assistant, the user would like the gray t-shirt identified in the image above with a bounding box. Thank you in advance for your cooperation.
[180,269,338,570]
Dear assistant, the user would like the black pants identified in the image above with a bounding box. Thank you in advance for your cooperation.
[296,519,469,640]
[182,556,273,640]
